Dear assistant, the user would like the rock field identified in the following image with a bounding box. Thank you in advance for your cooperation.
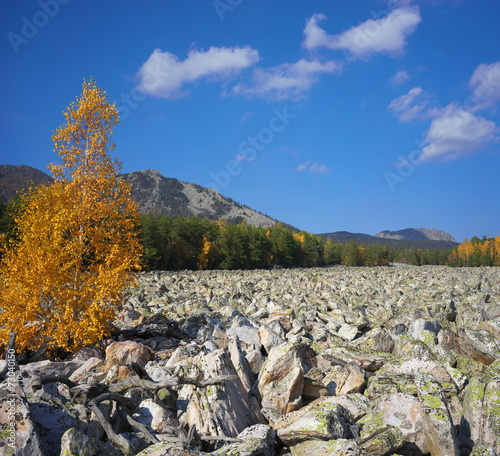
[1,265,499,455]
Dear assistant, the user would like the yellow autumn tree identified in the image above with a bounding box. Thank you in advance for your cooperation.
[0,78,142,355]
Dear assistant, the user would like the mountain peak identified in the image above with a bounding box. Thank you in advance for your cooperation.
[375,228,457,243]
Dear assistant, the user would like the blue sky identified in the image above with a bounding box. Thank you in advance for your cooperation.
[1,0,499,241]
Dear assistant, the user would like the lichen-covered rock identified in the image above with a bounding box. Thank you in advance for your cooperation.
[290,439,368,456]
[357,411,404,456]
[457,327,500,365]
[258,343,305,414]
[135,442,204,456]
[181,349,264,438]
[416,374,460,456]
[378,393,428,453]
[323,363,366,395]
[470,442,498,456]
[0,384,44,456]
[275,401,356,447]
[59,427,121,456]
[352,327,395,353]
[463,376,500,452]
[211,424,276,456]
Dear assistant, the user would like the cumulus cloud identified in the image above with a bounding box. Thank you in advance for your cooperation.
[419,104,498,162]
[296,160,331,174]
[388,87,434,122]
[391,69,411,85]
[232,58,341,100]
[469,61,500,111]
[136,46,259,99]
[302,7,421,58]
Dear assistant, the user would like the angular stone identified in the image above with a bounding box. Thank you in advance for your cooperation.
[0,384,44,456]
[337,324,359,341]
[470,442,498,456]
[378,393,428,454]
[458,328,500,365]
[463,376,500,452]
[181,349,263,438]
[59,427,121,456]
[275,401,356,446]
[353,327,395,353]
[258,342,305,414]
[135,442,204,455]
[68,357,103,383]
[416,374,460,456]
[259,323,285,353]
[323,363,366,395]
[211,424,276,456]
[290,439,369,456]
[133,398,176,433]
[226,315,262,352]
[228,337,255,393]
[409,318,442,343]
[360,425,405,456]
[104,340,154,371]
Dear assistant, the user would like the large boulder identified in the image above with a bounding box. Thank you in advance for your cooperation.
[0,384,44,456]
[275,401,356,447]
[257,343,306,414]
[180,349,264,438]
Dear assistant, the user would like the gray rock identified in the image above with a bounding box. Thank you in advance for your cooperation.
[463,376,500,452]
[290,439,369,456]
[211,424,276,456]
[181,349,264,438]
[0,384,44,456]
[275,401,356,446]
[258,343,305,414]
[415,374,460,456]
[59,427,122,456]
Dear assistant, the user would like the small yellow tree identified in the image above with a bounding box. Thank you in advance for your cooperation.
[0,78,143,355]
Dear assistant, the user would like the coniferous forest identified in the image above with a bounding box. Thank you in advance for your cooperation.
[1,198,498,271]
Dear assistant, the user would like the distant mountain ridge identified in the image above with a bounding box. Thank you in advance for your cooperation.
[0,165,279,228]
[319,230,458,250]
[0,164,53,203]
[376,228,457,243]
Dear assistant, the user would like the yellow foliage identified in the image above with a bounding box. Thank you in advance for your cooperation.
[293,233,306,244]
[198,236,213,270]
[0,78,143,355]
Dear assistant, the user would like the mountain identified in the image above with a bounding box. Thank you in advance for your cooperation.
[318,230,458,250]
[375,228,457,243]
[0,164,53,203]
[0,165,279,228]
[120,169,278,227]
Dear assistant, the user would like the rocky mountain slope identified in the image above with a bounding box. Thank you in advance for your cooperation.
[0,164,53,203]
[0,165,278,228]
[120,169,277,227]
[376,228,457,243]
[2,266,499,455]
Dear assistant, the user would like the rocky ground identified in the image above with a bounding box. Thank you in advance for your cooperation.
[1,265,499,456]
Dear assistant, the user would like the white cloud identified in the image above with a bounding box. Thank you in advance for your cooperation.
[469,61,500,111]
[232,58,341,100]
[419,104,498,162]
[391,69,411,85]
[388,87,433,122]
[136,46,259,99]
[302,7,421,58]
[295,160,331,174]
[296,160,311,172]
